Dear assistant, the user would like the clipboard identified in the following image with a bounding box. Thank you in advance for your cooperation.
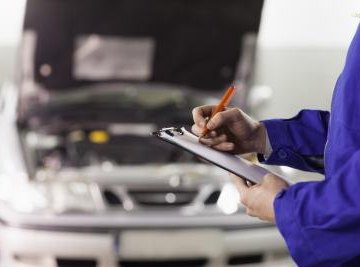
[152,127,271,184]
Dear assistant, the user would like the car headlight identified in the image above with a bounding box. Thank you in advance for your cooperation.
[0,176,49,213]
[0,178,102,214]
[51,181,103,214]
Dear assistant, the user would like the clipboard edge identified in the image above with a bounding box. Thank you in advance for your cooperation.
[152,127,265,184]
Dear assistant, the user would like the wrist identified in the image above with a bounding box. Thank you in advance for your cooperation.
[254,122,267,154]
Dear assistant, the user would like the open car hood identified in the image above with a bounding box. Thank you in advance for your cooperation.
[20,0,264,92]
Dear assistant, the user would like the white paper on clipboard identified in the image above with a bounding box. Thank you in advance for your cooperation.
[153,127,274,184]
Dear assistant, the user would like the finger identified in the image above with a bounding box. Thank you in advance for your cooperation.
[212,142,235,151]
[209,130,219,138]
[191,124,204,137]
[201,130,221,139]
[192,106,214,128]
[200,130,219,139]
[192,124,214,137]
[207,108,241,130]
[199,134,227,146]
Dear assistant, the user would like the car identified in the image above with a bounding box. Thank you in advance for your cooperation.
[0,0,294,266]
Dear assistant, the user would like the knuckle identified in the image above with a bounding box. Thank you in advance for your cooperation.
[232,108,242,118]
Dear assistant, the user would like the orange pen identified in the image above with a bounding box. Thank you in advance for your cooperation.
[202,85,236,137]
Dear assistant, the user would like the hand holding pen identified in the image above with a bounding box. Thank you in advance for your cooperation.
[191,86,267,155]
[201,86,237,137]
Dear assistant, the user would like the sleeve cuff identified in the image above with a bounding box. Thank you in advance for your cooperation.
[262,119,294,151]
[263,127,273,159]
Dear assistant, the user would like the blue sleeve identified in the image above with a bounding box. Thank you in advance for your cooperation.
[275,127,360,266]
[260,109,330,173]
[275,23,360,266]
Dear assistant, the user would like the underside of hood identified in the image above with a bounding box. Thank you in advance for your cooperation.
[21,0,264,91]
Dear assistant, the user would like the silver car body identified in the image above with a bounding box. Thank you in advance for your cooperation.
[0,82,293,267]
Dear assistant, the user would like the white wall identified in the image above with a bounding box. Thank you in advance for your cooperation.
[259,0,360,48]
[0,0,26,84]
[0,0,27,46]
[254,0,360,120]
[253,0,360,180]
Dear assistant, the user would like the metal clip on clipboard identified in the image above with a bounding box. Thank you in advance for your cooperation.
[152,127,184,137]
[152,127,285,184]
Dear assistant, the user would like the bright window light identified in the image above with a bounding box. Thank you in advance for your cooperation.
[0,0,27,45]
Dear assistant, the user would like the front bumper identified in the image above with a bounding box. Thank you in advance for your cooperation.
[0,205,293,267]
[0,226,293,267]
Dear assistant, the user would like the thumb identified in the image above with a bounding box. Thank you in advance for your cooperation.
[262,173,289,187]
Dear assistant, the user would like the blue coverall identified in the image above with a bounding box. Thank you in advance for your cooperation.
[261,23,360,266]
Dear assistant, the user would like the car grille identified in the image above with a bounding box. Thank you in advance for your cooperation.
[118,258,208,267]
[227,254,264,265]
[102,187,222,210]
[103,189,123,206]
[128,190,198,207]
[53,254,265,267]
[56,258,97,267]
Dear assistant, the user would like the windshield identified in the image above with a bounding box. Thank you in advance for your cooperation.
[20,83,215,169]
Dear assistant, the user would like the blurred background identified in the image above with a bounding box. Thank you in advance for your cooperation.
[0,0,359,267]
[1,0,359,116]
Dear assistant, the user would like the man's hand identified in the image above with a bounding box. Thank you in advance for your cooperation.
[192,105,267,154]
[231,173,289,223]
